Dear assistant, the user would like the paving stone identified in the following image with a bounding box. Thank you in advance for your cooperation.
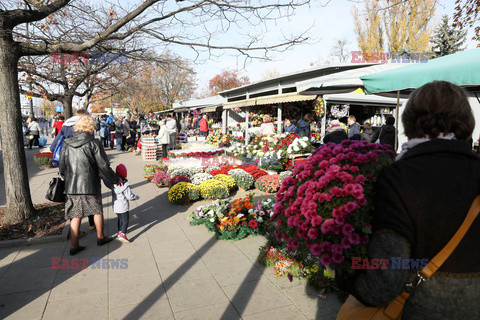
[109,295,174,320]
[0,289,49,320]
[0,266,57,295]
[222,277,294,316]
[109,274,164,308]
[243,305,309,320]
[43,292,108,320]
[174,302,241,320]
[166,276,229,313]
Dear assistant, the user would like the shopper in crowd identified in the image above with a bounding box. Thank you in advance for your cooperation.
[371,116,396,150]
[259,114,275,135]
[284,118,296,133]
[295,113,313,137]
[323,120,347,144]
[59,115,120,255]
[166,115,177,149]
[128,116,137,142]
[27,117,41,149]
[51,115,65,137]
[114,116,125,151]
[138,114,149,136]
[360,122,375,142]
[50,109,89,153]
[102,164,139,243]
[336,81,480,319]
[149,111,155,120]
[156,120,170,158]
[98,115,109,148]
[106,112,115,149]
[122,116,130,149]
[347,115,361,140]
[199,114,209,137]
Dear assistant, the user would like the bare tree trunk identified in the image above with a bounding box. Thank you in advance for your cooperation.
[0,36,35,224]
[63,94,74,119]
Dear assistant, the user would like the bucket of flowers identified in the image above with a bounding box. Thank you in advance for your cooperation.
[255,174,281,193]
[152,171,171,187]
[34,152,53,168]
[168,182,199,204]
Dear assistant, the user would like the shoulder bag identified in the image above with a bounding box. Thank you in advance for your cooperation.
[336,195,480,320]
[46,175,65,202]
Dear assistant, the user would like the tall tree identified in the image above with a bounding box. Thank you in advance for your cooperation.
[329,38,350,63]
[351,0,437,57]
[431,15,467,57]
[352,0,384,56]
[208,70,250,96]
[383,0,436,55]
[0,0,311,223]
[454,0,480,43]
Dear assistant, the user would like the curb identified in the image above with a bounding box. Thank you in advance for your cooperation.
[0,219,70,248]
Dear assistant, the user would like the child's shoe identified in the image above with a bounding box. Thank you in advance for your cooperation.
[89,226,96,231]
[118,232,130,243]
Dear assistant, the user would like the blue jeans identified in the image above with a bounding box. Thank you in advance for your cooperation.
[116,211,129,234]
[116,136,123,150]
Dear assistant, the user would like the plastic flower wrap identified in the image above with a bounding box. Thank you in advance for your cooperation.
[279,171,292,184]
[198,179,229,200]
[228,169,254,190]
[191,173,213,186]
[152,171,171,186]
[255,174,281,193]
[213,174,237,193]
[272,140,394,274]
[168,175,191,188]
[168,182,198,204]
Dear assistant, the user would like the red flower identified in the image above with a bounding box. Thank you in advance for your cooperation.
[249,220,258,229]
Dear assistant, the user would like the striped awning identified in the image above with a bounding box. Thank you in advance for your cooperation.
[223,92,316,109]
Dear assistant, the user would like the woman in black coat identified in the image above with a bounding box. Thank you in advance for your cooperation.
[60,115,120,255]
[336,81,480,319]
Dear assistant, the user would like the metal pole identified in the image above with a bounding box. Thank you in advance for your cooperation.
[395,91,400,152]
[245,106,249,146]
[277,103,282,134]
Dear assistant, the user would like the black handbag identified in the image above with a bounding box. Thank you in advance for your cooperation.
[46,176,65,202]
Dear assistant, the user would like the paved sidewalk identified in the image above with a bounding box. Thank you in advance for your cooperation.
[0,145,341,320]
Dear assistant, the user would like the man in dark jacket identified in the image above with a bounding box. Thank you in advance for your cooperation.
[371,116,396,151]
[295,114,313,137]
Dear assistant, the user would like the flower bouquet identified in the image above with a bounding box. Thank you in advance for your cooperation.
[271,140,394,274]
[189,194,267,240]
[255,174,281,193]
[228,169,254,190]
[34,152,53,168]
[314,98,325,118]
[152,171,171,187]
[198,179,229,200]
[168,175,191,188]
[168,182,198,204]
[286,137,315,155]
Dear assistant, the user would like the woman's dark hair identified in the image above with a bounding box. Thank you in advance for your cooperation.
[303,114,313,123]
[57,115,65,121]
[402,81,474,140]
[386,116,395,125]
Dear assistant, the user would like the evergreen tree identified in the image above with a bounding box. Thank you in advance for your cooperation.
[431,15,467,57]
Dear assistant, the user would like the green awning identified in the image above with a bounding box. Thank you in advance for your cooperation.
[360,48,480,96]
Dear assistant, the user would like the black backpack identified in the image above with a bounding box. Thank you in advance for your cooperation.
[109,121,116,131]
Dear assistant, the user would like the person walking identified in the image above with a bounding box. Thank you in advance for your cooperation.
[156,120,170,158]
[371,116,396,151]
[59,115,120,255]
[166,115,177,149]
[335,81,480,319]
[27,117,41,149]
[122,117,130,150]
[52,114,64,137]
[102,164,139,243]
[98,115,109,148]
[106,113,115,149]
[114,116,125,151]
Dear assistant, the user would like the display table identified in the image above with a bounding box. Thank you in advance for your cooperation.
[288,153,312,165]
